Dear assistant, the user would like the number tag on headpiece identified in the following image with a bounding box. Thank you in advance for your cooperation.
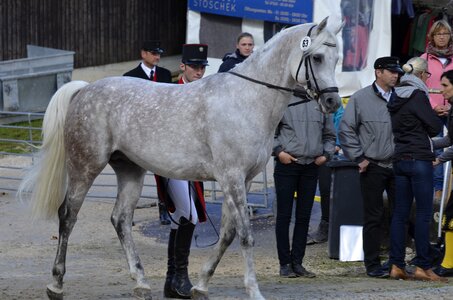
[300,36,311,51]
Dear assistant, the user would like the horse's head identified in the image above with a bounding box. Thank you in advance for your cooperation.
[289,17,342,113]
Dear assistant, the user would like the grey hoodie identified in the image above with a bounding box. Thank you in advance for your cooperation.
[394,73,429,99]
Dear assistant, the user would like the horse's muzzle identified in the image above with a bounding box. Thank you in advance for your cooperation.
[320,92,341,114]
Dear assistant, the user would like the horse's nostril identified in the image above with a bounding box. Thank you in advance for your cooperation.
[323,97,341,113]
[326,98,337,108]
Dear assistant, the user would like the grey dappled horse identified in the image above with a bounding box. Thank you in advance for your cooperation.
[18,17,341,300]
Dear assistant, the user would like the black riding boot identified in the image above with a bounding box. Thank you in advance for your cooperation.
[163,229,177,298]
[170,217,195,299]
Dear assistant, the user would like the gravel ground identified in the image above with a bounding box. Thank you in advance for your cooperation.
[1,186,453,300]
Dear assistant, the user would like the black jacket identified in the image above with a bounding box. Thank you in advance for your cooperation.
[387,75,442,161]
[218,49,248,73]
[123,64,172,83]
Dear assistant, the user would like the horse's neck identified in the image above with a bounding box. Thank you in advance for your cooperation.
[229,70,293,135]
[237,46,295,90]
[234,42,297,127]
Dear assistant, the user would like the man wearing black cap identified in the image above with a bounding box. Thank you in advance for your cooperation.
[339,56,403,278]
[159,44,208,299]
[123,40,172,83]
[123,40,172,225]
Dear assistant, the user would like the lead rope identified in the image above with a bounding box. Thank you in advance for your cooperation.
[228,71,312,102]
[194,205,220,248]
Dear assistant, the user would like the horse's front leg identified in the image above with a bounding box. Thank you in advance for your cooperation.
[233,187,264,300]
[192,200,237,299]
[47,186,89,300]
[110,162,151,299]
[192,177,264,300]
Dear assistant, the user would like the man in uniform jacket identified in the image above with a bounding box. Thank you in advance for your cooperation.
[339,56,403,278]
[160,44,208,299]
[123,40,172,225]
[123,40,172,83]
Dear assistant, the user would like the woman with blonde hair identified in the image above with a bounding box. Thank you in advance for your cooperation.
[421,20,453,198]
[387,57,446,282]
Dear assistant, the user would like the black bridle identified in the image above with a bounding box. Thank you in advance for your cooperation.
[295,25,339,99]
[228,24,338,105]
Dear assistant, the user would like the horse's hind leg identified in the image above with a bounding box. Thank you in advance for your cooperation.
[192,177,264,300]
[47,180,95,299]
[109,157,151,299]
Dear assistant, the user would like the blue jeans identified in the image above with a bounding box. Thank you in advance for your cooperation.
[274,161,318,266]
[389,160,434,269]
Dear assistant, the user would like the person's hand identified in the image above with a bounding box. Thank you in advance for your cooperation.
[314,155,327,166]
[278,151,298,164]
[434,105,449,117]
[358,159,369,173]
[433,158,441,166]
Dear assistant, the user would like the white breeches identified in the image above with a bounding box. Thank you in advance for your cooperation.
[167,178,198,229]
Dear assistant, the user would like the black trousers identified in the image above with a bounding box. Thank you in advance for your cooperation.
[274,161,319,266]
[360,163,395,272]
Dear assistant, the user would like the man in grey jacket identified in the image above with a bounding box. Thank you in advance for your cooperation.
[339,56,402,278]
[273,95,335,278]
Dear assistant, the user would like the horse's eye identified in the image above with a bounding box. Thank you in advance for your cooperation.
[312,55,323,63]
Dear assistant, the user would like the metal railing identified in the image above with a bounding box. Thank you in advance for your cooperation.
[0,111,271,208]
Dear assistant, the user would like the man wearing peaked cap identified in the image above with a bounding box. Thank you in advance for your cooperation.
[157,43,208,299]
[123,41,173,225]
[123,40,172,83]
[142,40,164,54]
[179,44,209,83]
[339,55,400,279]
[374,56,404,74]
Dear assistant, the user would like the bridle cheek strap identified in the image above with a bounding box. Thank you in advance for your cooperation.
[296,24,339,99]
[295,25,316,84]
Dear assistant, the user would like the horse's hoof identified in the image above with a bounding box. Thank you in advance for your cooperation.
[191,287,209,300]
[46,284,63,300]
[133,286,152,300]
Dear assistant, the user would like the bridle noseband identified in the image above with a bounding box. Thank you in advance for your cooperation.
[228,24,338,105]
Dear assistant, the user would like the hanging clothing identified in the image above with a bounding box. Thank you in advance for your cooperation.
[392,0,415,18]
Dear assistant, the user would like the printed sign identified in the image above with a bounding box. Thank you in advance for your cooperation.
[188,0,314,25]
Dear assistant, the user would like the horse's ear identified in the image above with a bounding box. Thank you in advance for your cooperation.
[317,17,329,33]
[335,20,345,35]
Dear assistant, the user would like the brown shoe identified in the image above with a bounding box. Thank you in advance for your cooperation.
[434,190,443,203]
[390,265,413,280]
[414,267,449,283]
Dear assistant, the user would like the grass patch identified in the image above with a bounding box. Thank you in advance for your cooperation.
[0,119,43,154]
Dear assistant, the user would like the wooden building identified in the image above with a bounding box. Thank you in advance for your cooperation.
[0,0,187,68]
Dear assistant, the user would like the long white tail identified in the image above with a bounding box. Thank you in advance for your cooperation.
[17,81,89,220]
